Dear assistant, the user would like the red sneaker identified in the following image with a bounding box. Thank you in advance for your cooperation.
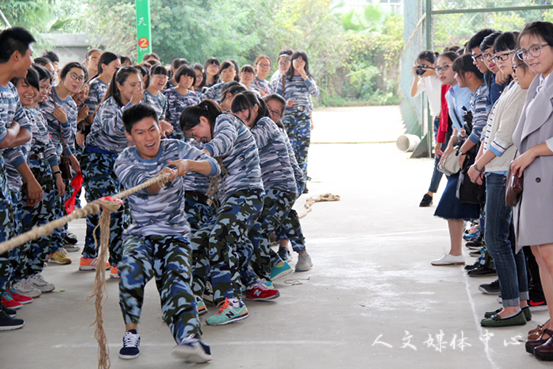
[8,288,33,304]
[1,292,23,310]
[245,281,280,301]
[79,257,110,271]
[110,266,120,279]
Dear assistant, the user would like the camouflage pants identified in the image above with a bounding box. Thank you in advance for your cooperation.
[275,209,307,252]
[0,157,13,293]
[184,192,215,233]
[119,234,201,342]
[81,150,129,266]
[7,191,23,285]
[191,189,263,303]
[283,108,311,180]
[242,189,295,284]
[16,159,65,280]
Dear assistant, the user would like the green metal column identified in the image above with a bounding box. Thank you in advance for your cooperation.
[136,0,152,62]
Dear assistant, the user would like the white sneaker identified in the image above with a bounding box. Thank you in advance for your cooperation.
[431,254,465,266]
[171,335,212,363]
[29,274,55,292]
[295,253,313,272]
[13,278,42,298]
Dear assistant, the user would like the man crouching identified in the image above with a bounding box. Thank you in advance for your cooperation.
[114,102,220,363]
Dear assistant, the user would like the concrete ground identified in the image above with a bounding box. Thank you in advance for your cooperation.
[1,106,548,368]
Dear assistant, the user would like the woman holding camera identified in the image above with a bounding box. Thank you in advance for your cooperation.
[410,50,444,207]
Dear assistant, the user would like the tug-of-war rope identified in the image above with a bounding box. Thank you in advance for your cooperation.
[0,172,172,369]
[0,170,339,369]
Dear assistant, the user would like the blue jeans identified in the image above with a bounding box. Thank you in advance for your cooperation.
[428,142,446,193]
[484,173,528,307]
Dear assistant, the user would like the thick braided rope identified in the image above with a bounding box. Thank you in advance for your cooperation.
[298,193,341,219]
[0,171,171,369]
[0,172,172,255]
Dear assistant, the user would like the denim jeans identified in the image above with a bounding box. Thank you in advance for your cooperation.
[428,142,446,193]
[484,173,529,307]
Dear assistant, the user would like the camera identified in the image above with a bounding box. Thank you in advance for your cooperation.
[416,65,428,76]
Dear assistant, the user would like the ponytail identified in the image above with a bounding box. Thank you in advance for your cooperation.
[180,99,222,135]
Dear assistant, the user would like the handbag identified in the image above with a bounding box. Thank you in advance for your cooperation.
[438,146,461,176]
[52,92,73,181]
[505,157,523,207]
[456,144,486,204]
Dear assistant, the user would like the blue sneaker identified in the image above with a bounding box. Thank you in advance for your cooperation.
[271,261,293,280]
[171,335,212,363]
[119,330,140,360]
[463,231,480,241]
[206,297,249,326]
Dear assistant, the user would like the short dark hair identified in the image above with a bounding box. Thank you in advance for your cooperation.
[11,66,40,91]
[122,102,159,133]
[220,82,246,104]
[86,48,102,59]
[417,50,438,64]
[33,57,53,67]
[171,58,189,71]
[480,31,502,52]
[175,64,196,86]
[59,62,89,83]
[96,51,120,78]
[453,53,484,80]
[142,52,160,62]
[493,32,519,53]
[467,29,496,50]
[240,64,255,75]
[438,51,459,64]
[518,21,553,50]
[42,50,60,63]
[0,27,36,64]
[120,55,131,65]
[33,64,53,82]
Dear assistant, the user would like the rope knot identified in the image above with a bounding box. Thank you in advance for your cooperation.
[97,196,124,212]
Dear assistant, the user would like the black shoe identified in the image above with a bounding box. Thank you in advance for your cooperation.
[479,279,500,295]
[465,262,481,271]
[419,194,433,207]
[468,266,497,277]
[466,238,484,248]
[469,249,482,257]
[64,232,78,245]
[0,310,24,331]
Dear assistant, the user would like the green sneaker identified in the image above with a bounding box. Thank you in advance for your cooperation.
[206,298,249,326]
[481,310,527,327]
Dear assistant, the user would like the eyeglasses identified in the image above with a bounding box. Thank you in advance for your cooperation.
[517,44,550,60]
[471,54,483,62]
[279,61,290,66]
[267,106,282,118]
[491,50,516,63]
[69,72,85,83]
[435,64,451,73]
[257,63,271,68]
[481,53,493,61]
[512,63,525,73]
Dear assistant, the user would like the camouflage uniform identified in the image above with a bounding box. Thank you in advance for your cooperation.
[191,189,263,301]
[119,235,202,342]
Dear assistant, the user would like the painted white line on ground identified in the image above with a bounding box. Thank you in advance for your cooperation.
[52,340,343,349]
[462,271,501,369]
